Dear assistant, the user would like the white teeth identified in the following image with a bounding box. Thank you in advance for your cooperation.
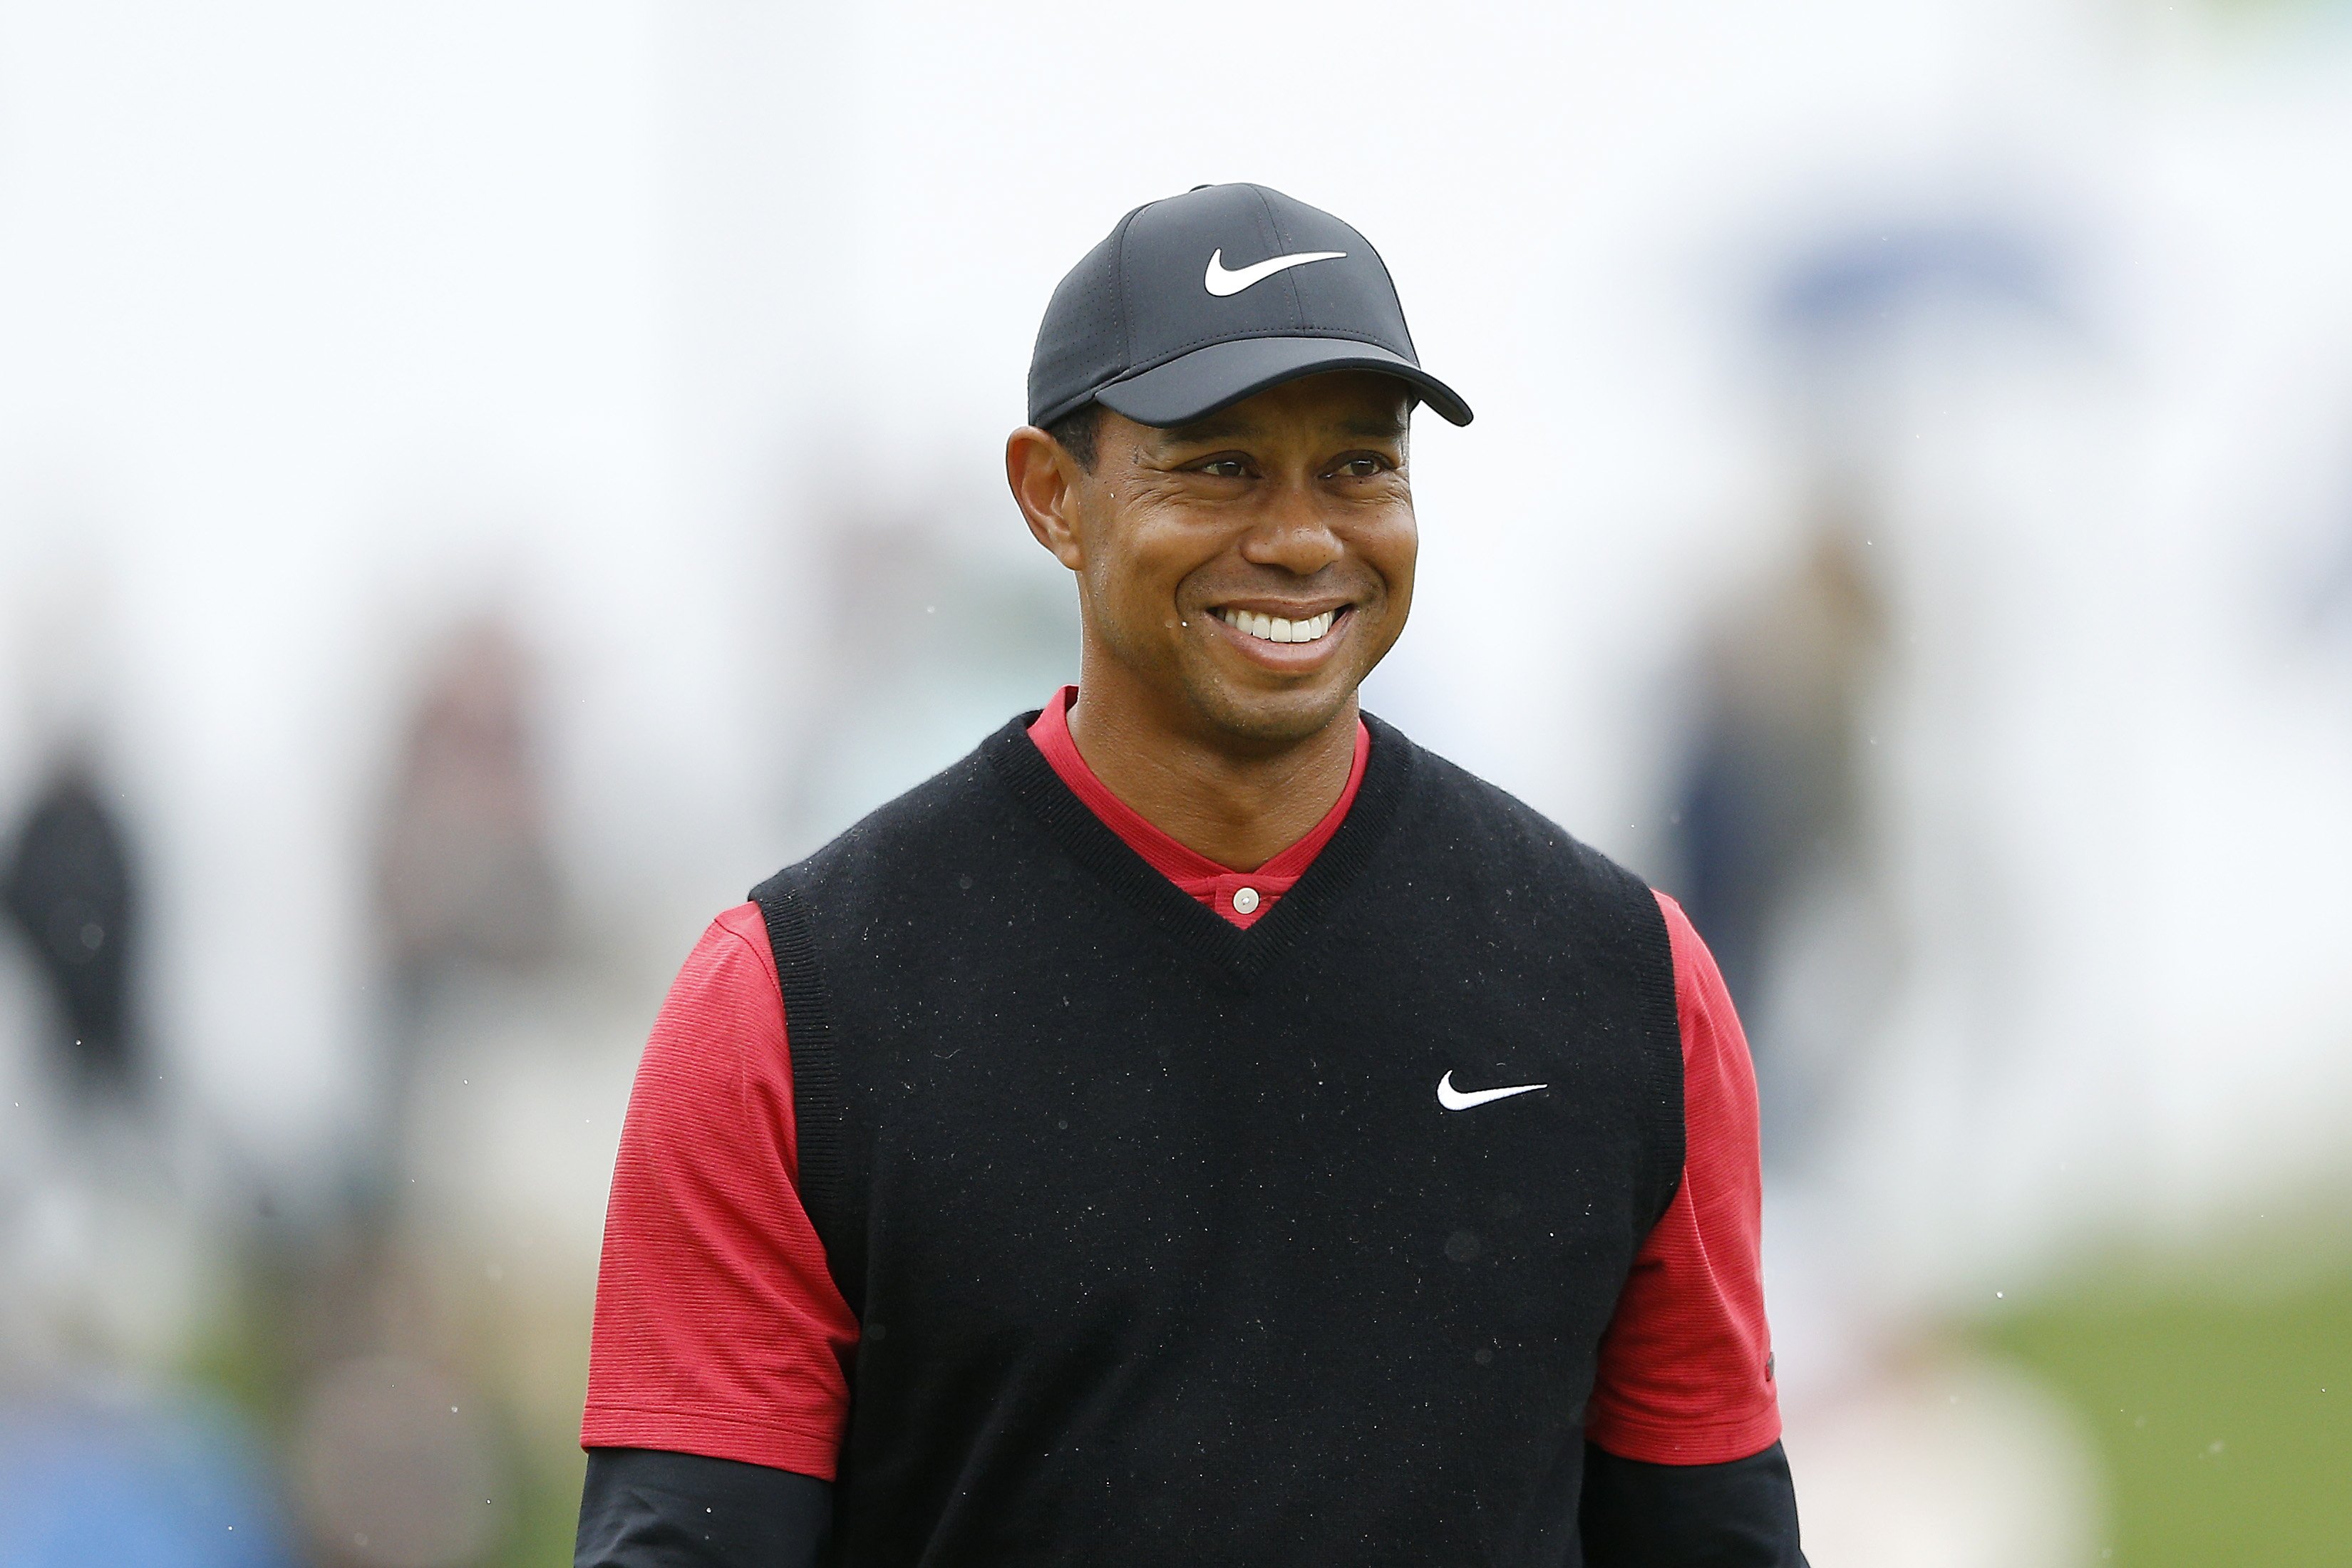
[1219,609,1337,644]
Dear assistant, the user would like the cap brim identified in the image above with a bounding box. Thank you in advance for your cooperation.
[1093,336,1473,428]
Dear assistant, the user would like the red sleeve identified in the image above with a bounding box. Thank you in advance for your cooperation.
[579,902,857,1478]
[1582,892,1782,1465]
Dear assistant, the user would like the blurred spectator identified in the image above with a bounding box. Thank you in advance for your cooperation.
[1672,489,1887,1161]
[254,612,579,1567]
[2,754,140,1103]
[368,612,567,1194]
[375,616,563,1011]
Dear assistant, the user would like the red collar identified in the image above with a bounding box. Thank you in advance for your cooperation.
[1025,686,1369,928]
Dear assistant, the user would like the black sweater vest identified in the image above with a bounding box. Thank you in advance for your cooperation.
[751,714,1683,1567]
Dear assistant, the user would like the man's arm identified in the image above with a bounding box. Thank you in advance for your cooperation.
[575,905,859,1559]
[1578,893,1804,1565]
[576,1450,830,1568]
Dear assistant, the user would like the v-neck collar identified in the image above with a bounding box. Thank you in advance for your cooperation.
[984,708,1415,988]
[1024,685,1370,927]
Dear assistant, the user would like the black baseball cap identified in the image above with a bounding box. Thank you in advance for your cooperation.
[1026,182,1472,432]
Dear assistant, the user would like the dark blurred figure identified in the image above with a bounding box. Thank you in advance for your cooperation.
[2,755,139,1100]
[1673,495,1886,1156]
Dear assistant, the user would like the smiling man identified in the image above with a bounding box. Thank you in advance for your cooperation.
[575,183,1805,1567]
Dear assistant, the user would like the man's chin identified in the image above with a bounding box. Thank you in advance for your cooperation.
[1180,675,1358,751]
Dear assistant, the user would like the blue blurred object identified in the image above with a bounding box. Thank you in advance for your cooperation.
[1768,217,2072,346]
[0,1394,294,1568]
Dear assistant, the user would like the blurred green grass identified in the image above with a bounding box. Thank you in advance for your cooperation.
[1978,1227,2352,1566]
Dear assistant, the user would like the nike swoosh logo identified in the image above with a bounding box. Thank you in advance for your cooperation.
[1436,1071,1549,1112]
[1204,247,1348,296]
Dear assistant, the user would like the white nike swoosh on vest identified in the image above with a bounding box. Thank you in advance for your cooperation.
[1203,247,1348,296]
[1436,1071,1549,1112]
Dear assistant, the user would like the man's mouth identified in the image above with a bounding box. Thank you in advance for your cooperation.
[1215,607,1340,645]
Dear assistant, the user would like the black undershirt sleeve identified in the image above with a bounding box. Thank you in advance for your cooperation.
[1580,1440,1807,1567]
[574,1448,831,1568]
[575,1435,1800,1565]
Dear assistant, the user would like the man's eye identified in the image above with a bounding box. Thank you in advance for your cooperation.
[1336,456,1388,478]
[1200,459,1248,478]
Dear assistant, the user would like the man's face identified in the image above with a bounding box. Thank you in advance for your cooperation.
[1041,371,1416,748]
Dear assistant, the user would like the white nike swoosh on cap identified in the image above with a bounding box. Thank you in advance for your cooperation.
[1204,247,1348,297]
[1436,1071,1549,1112]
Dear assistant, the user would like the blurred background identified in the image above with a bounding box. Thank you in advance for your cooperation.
[4,1,2351,1562]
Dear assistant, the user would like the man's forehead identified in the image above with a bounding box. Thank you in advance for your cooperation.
[1149,382,1413,448]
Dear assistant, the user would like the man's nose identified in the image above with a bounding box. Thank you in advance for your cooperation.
[1238,483,1344,575]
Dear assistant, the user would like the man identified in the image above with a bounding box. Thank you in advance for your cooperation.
[576,182,1805,1566]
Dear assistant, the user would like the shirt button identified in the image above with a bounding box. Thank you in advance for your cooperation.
[1232,886,1260,914]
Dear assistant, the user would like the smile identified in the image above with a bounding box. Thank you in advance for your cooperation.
[1216,608,1339,645]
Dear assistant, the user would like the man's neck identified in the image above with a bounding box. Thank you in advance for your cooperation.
[1062,670,1358,874]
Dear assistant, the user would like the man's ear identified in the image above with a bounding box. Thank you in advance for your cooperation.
[1006,426,1087,572]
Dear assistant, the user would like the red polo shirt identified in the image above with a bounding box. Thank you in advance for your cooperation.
[582,691,1780,1477]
